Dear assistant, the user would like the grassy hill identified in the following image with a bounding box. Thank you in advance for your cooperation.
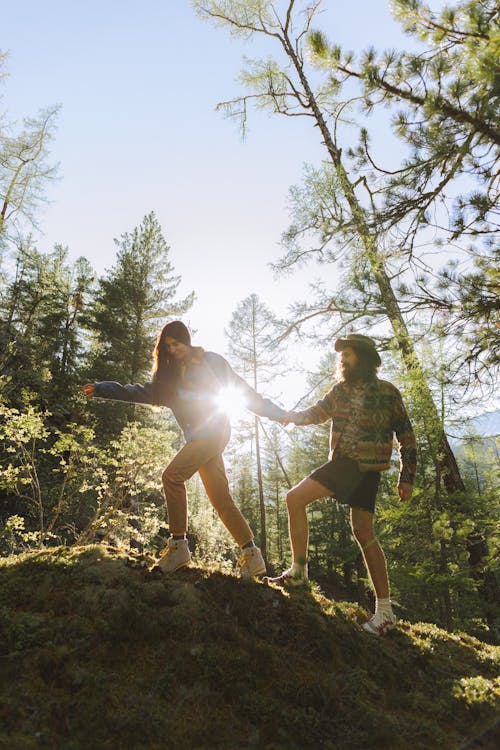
[0,546,498,750]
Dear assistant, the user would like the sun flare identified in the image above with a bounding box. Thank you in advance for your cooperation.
[214,385,248,421]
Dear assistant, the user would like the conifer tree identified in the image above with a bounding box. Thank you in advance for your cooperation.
[87,212,194,386]
[259,421,291,565]
[226,293,285,559]
[0,48,58,244]
[0,240,94,409]
[306,0,499,388]
[193,0,465,495]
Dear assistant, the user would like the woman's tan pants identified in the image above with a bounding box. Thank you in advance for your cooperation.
[161,432,253,547]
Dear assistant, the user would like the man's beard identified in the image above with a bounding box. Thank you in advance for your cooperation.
[340,362,364,383]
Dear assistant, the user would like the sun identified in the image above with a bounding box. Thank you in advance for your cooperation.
[213,385,248,421]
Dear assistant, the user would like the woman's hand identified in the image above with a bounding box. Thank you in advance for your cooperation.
[82,383,95,399]
[281,411,301,426]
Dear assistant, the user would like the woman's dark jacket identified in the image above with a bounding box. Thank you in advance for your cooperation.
[93,348,286,442]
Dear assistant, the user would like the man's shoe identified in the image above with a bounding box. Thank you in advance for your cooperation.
[158,537,191,573]
[238,546,266,578]
[362,610,397,636]
[264,566,308,588]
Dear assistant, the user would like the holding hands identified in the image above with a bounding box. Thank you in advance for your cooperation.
[281,411,303,426]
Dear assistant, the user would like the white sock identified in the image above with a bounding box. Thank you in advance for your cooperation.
[291,561,308,578]
[375,597,393,617]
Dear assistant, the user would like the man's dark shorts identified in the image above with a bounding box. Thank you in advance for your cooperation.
[309,454,381,513]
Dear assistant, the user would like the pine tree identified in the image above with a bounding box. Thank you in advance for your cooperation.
[193,0,465,495]
[306,0,499,389]
[88,212,193,384]
[226,293,285,559]
[0,73,59,244]
[0,240,94,410]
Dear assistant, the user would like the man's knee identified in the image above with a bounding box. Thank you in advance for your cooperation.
[352,522,374,548]
[286,487,306,512]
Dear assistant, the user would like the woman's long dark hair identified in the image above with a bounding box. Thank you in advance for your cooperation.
[151,325,183,399]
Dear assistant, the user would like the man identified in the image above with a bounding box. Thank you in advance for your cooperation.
[269,333,417,636]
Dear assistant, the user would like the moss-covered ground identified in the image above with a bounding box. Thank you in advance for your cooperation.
[0,545,498,749]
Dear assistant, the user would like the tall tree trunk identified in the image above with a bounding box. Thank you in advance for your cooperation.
[275,483,283,561]
[282,31,465,493]
[250,300,268,559]
[259,419,292,488]
[254,415,266,560]
[439,540,454,631]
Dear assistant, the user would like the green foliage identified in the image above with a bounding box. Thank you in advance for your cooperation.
[0,515,43,555]
[69,420,177,549]
[188,478,236,572]
[87,211,194,387]
[0,87,59,242]
[0,240,94,410]
[309,0,499,385]
[0,395,178,551]
[453,675,500,710]
[193,1,277,40]
[227,449,260,536]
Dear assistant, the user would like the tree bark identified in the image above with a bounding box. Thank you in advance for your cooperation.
[282,27,465,493]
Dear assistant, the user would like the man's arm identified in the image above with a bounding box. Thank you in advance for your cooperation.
[392,388,417,494]
[282,387,336,426]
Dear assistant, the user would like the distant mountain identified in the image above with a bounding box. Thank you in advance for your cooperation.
[447,409,500,446]
[468,410,500,438]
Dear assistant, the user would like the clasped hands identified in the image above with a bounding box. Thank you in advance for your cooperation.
[279,411,303,427]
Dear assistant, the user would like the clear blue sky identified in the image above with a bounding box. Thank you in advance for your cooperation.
[2,0,427,398]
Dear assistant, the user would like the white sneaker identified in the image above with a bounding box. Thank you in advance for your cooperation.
[264,565,308,588]
[362,610,397,636]
[158,537,191,573]
[238,546,266,578]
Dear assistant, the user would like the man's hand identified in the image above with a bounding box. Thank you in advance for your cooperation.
[82,383,95,399]
[398,482,413,501]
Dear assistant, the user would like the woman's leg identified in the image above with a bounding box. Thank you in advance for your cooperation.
[198,454,253,547]
[162,438,224,535]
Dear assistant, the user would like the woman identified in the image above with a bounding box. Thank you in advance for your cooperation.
[83,320,286,577]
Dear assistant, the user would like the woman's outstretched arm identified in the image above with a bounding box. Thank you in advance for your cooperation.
[82,381,158,405]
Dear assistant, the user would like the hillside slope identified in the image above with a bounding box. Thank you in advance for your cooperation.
[0,546,498,750]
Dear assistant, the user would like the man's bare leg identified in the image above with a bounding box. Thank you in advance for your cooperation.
[350,507,390,598]
[266,478,329,585]
[286,477,331,563]
[351,507,396,634]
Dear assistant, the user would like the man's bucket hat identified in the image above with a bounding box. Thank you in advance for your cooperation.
[334,333,381,366]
